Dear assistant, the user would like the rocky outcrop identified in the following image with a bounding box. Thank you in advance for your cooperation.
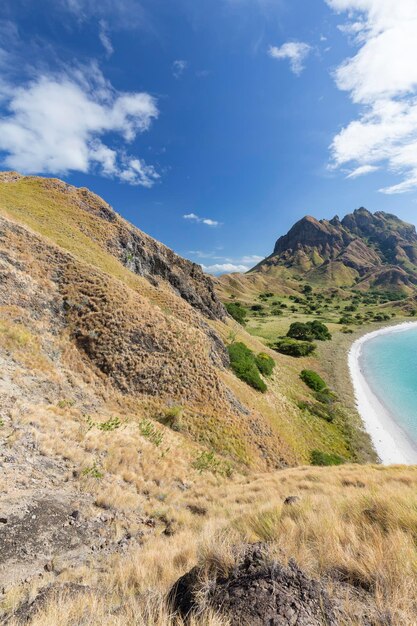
[170,544,338,625]
[0,173,225,321]
[273,215,352,259]
[73,185,225,320]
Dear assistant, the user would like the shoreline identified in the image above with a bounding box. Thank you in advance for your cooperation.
[348,321,417,465]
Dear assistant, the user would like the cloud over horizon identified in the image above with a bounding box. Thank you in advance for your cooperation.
[189,252,264,275]
[328,0,417,194]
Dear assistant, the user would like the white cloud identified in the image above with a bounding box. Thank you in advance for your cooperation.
[187,251,264,274]
[346,164,379,178]
[183,213,220,227]
[268,41,311,76]
[202,263,249,275]
[99,20,114,57]
[0,67,159,186]
[239,255,264,264]
[173,60,188,79]
[327,0,417,193]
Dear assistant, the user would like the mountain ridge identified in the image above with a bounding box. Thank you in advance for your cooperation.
[249,207,417,293]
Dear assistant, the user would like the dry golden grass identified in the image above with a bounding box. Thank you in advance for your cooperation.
[4,462,416,625]
[8,591,229,626]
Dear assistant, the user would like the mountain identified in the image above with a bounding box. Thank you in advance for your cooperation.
[250,208,417,293]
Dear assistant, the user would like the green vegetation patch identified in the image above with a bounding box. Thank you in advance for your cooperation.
[311,450,345,466]
[272,338,316,357]
[228,342,268,392]
[287,320,331,341]
[255,352,276,377]
[225,302,247,325]
[300,369,327,392]
[192,450,234,477]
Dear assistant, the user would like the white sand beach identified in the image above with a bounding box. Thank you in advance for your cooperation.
[349,322,417,465]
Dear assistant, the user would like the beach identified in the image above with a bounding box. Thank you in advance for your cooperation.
[349,322,417,465]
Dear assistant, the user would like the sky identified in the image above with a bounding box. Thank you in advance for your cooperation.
[1,0,417,273]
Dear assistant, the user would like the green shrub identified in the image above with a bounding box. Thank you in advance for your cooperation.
[300,369,327,392]
[228,342,267,392]
[82,462,104,479]
[225,302,247,325]
[85,415,121,432]
[255,352,275,377]
[297,401,335,423]
[373,313,391,322]
[287,320,331,342]
[314,389,336,404]
[339,315,353,325]
[139,419,164,446]
[272,338,316,357]
[311,450,344,466]
[97,416,121,431]
[157,405,182,430]
[192,451,234,477]
[259,292,274,301]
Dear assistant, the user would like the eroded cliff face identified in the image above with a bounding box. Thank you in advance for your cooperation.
[72,185,226,320]
[0,173,224,321]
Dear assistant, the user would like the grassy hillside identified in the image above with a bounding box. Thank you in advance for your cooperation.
[216,268,417,464]
[3,455,416,625]
[0,172,367,469]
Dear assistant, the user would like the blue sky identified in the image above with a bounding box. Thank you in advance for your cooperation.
[1,0,417,273]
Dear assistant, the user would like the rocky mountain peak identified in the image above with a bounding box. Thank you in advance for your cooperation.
[254,207,417,293]
[273,215,348,256]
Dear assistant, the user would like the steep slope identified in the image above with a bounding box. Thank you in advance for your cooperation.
[0,171,223,319]
[0,172,362,475]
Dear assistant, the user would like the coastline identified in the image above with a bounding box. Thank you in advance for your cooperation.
[348,321,417,465]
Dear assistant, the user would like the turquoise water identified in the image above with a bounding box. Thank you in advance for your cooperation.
[360,327,417,447]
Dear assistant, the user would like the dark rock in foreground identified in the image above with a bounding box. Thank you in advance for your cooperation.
[170,543,338,626]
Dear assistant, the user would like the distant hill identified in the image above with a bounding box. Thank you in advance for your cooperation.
[250,208,417,293]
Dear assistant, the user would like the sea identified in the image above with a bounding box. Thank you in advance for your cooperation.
[360,326,417,449]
